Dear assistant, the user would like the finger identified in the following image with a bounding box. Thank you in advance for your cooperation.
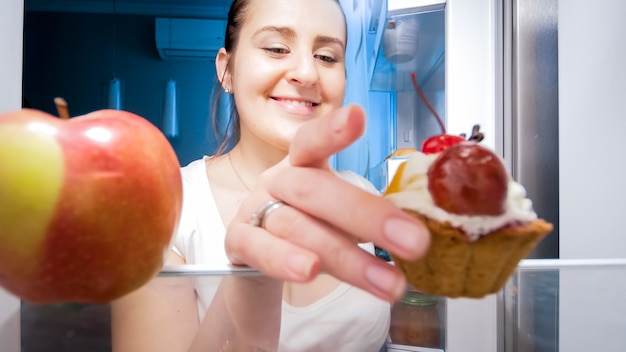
[261,202,408,302]
[225,221,321,282]
[267,167,430,261]
[289,104,366,168]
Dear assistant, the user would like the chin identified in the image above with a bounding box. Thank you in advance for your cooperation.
[269,130,297,153]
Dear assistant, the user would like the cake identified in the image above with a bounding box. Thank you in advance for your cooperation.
[383,143,553,298]
[387,72,554,298]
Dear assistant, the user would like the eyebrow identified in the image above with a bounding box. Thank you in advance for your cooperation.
[253,26,345,50]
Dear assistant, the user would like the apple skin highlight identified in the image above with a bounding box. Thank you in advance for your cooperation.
[0,109,183,303]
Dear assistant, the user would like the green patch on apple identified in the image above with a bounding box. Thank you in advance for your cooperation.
[0,123,63,272]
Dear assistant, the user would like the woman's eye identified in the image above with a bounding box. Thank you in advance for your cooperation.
[264,47,290,55]
[315,54,338,63]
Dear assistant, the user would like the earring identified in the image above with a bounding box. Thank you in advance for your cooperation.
[224,87,231,94]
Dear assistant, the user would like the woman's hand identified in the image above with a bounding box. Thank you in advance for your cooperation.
[225,105,430,302]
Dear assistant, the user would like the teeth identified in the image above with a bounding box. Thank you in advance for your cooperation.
[281,99,314,107]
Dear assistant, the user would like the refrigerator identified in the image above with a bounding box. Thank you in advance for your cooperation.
[353,0,561,350]
[354,0,626,351]
[3,0,626,351]
[359,0,559,256]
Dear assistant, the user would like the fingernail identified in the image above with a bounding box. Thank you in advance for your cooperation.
[287,253,314,279]
[384,218,425,255]
[366,264,406,300]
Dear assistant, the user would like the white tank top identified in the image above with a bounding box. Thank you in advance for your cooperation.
[172,158,390,351]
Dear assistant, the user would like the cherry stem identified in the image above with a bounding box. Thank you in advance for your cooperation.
[410,71,446,134]
[54,97,70,120]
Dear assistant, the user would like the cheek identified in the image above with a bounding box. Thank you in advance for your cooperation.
[322,71,346,104]
[236,56,279,89]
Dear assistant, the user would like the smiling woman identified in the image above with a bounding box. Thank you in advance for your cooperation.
[214,0,348,155]
[107,0,431,351]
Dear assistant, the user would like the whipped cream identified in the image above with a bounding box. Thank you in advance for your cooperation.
[384,152,538,241]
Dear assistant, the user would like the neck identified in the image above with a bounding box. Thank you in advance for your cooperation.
[227,143,286,189]
[231,142,287,173]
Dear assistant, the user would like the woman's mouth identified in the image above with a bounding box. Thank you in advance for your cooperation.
[271,97,319,114]
[272,97,318,107]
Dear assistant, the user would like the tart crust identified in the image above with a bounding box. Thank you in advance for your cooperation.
[391,211,553,298]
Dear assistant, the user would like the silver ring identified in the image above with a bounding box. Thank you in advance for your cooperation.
[250,200,286,228]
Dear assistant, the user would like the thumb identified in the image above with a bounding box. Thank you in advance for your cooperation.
[289,105,366,168]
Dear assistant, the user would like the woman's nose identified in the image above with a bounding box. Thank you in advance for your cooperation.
[286,53,319,87]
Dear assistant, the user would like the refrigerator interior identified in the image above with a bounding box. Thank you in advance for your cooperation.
[16,260,626,351]
[504,259,626,352]
[366,1,447,191]
[393,9,446,153]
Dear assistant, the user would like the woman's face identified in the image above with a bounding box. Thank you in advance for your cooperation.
[223,0,347,152]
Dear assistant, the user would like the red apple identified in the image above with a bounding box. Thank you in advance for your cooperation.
[427,142,508,216]
[0,108,182,303]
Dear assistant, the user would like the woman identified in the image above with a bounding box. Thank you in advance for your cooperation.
[112,0,429,351]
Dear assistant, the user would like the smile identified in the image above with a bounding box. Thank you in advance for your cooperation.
[273,98,318,107]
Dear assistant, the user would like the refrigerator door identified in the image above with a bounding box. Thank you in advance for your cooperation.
[504,0,559,259]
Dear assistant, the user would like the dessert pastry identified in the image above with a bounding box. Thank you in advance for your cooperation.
[384,147,552,298]
[382,73,553,298]
[385,148,418,159]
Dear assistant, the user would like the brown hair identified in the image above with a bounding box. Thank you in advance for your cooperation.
[210,0,347,156]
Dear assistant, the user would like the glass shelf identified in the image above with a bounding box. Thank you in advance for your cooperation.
[13,259,626,351]
[503,258,626,352]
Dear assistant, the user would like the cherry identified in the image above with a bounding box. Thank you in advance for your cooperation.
[410,73,506,215]
[411,72,465,154]
[421,134,466,154]
[427,142,508,216]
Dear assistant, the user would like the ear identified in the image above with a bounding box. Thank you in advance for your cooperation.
[215,48,232,90]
